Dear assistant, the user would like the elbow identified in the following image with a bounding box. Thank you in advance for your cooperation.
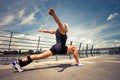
[50,32,55,34]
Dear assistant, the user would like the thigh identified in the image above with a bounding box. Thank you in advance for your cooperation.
[66,46,74,54]
[31,50,53,60]
[37,50,53,58]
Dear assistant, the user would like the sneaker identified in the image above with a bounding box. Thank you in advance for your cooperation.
[11,61,24,72]
[75,63,83,67]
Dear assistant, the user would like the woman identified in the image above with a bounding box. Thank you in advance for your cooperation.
[12,8,83,72]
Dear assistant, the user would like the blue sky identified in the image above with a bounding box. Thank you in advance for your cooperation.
[0,0,120,48]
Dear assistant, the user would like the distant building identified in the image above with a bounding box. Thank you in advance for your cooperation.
[94,47,120,54]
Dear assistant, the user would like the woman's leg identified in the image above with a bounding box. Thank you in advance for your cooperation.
[18,50,53,67]
[12,50,53,72]
[22,50,53,62]
[66,45,79,63]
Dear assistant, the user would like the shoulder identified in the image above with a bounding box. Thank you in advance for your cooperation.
[57,29,66,35]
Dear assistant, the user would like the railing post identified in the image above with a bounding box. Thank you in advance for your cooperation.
[8,32,13,52]
[36,36,41,54]
[78,43,82,58]
[90,45,94,56]
[68,41,72,59]
[6,32,13,64]
[55,54,58,61]
[85,44,88,57]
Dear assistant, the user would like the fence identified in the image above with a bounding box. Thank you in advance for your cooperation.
[0,29,95,64]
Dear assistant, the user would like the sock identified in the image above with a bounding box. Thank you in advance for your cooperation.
[18,56,33,67]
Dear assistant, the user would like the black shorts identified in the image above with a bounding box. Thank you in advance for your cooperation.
[50,44,68,55]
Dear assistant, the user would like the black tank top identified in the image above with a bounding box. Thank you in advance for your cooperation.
[55,29,67,47]
[50,29,67,55]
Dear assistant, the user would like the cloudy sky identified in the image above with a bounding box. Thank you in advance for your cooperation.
[0,0,120,48]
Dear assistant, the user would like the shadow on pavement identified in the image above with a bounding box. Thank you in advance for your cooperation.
[24,64,73,72]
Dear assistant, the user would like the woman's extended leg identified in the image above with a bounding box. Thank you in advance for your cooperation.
[12,50,53,72]
[22,50,53,61]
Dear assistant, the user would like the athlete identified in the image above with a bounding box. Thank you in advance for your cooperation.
[12,8,83,72]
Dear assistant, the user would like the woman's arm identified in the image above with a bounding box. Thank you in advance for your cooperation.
[48,9,63,27]
[48,8,65,34]
[38,29,56,34]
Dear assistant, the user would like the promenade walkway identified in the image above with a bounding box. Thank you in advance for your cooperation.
[0,55,120,80]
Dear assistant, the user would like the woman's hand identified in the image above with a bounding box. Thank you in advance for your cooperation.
[37,29,42,32]
[48,8,54,15]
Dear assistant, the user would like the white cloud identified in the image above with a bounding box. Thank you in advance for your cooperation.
[68,37,77,41]
[0,41,2,44]
[84,39,93,44]
[93,39,120,48]
[20,12,36,25]
[67,22,120,48]
[14,34,25,38]
[114,40,120,43]
[14,33,38,40]
[17,9,25,19]
[26,35,38,40]
[107,13,118,21]
[68,24,109,40]
[0,15,14,26]
[79,37,87,42]
[79,37,93,44]
[101,30,120,39]
[19,8,39,25]
[81,22,119,40]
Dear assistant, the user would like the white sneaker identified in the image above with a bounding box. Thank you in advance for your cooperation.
[11,61,24,72]
[75,63,83,67]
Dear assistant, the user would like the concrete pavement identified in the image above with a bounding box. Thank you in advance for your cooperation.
[0,55,120,80]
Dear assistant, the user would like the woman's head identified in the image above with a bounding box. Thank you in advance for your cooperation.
[64,23,69,32]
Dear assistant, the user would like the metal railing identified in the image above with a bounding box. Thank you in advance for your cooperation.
[0,29,95,64]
